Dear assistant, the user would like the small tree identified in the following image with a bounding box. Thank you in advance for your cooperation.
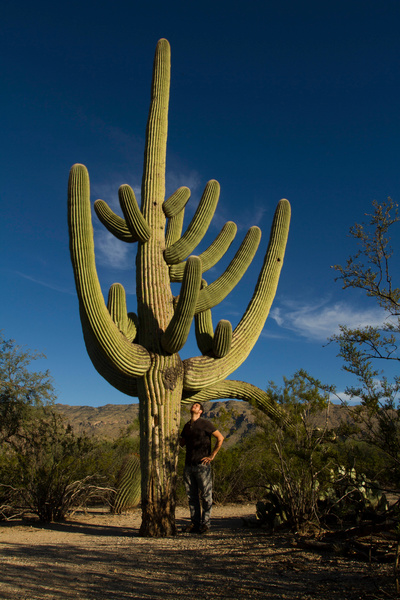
[331,199,400,478]
[0,334,55,443]
[258,370,335,530]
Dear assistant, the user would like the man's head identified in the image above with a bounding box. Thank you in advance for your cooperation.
[190,402,204,416]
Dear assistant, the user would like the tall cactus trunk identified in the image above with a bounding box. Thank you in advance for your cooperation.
[135,39,182,536]
[137,360,182,536]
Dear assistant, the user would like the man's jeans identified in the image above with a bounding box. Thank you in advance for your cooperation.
[183,464,213,527]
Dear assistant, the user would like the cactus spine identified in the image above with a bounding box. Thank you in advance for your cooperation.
[68,39,291,537]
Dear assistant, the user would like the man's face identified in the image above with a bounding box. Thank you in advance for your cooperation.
[190,402,203,416]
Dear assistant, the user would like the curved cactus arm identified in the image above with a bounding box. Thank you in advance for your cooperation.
[112,453,141,514]
[166,210,185,248]
[163,186,191,218]
[169,221,237,283]
[119,184,151,242]
[94,199,135,242]
[212,319,232,358]
[126,312,138,342]
[80,306,139,397]
[182,379,292,430]
[195,226,261,313]
[107,285,138,342]
[195,310,214,354]
[164,180,220,265]
[182,198,291,392]
[68,163,151,381]
[107,283,129,334]
[161,256,202,354]
[164,187,191,248]
[194,280,214,354]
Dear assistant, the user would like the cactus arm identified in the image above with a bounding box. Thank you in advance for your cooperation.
[195,309,214,354]
[163,180,220,265]
[195,226,261,313]
[107,283,128,334]
[163,186,191,218]
[169,221,237,282]
[119,185,151,242]
[107,284,138,342]
[126,312,138,342]
[166,211,185,248]
[68,163,151,381]
[164,188,190,247]
[194,281,214,354]
[161,256,202,354]
[94,199,135,242]
[182,198,291,392]
[79,306,139,397]
[112,453,141,514]
[182,380,292,429]
[212,319,232,358]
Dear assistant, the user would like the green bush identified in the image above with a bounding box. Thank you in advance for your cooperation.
[0,407,107,521]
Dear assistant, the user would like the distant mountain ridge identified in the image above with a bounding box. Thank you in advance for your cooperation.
[55,400,259,446]
[55,400,352,446]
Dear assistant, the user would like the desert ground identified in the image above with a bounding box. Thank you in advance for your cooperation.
[0,504,397,600]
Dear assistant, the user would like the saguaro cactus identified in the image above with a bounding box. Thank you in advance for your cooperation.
[68,39,291,536]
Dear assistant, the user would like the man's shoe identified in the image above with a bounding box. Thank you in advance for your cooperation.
[184,523,200,533]
[199,524,210,534]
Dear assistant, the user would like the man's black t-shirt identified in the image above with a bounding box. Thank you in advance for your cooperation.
[181,418,216,465]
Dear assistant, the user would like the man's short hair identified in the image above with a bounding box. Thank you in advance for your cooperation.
[192,401,205,414]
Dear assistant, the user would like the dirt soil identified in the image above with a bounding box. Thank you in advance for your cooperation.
[0,504,397,600]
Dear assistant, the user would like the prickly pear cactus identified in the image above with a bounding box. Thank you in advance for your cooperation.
[68,39,291,536]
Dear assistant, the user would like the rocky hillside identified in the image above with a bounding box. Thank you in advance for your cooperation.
[55,400,258,446]
[55,400,352,446]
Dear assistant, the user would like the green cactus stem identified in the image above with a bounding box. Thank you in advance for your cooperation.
[119,184,151,242]
[164,187,191,248]
[68,164,151,381]
[195,225,261,313]
[163,186,191,218]
[161,256,202,354]
[183,379,293,431]
[169,221,237,282]
[112,453,141,514]
[194,281,214,355]
[182,198,290,392]
[107,283,129,335]
[212,319,232,358]
[126,313,138,342]
[164,180,220,265]
[94,199,135,242]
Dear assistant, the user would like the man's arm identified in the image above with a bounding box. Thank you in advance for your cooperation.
[201,430,224,465]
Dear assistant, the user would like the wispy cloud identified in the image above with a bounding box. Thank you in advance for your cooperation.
[166,170,201,198]
[270,299,386,342]
[92,180,141,210]
[14,272,75,295]
[330,390,361,405]
[91,177,139,271]
[94,229,133,270]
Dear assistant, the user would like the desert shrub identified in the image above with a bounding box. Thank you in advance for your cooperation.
[248,371,394,531]
[1,406,107,521]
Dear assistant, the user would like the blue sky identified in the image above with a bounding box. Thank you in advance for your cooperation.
[1,0,399,406]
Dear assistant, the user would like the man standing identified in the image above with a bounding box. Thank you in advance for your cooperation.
[180,402,224,533]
